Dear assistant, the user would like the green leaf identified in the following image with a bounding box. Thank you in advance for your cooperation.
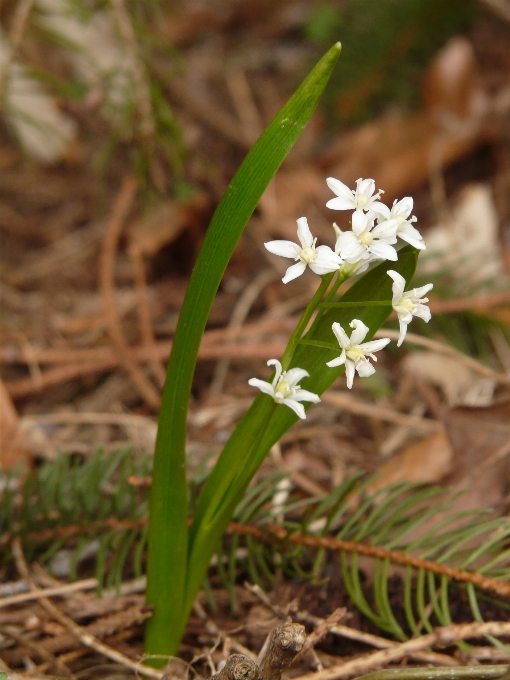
[186,247,419,612]
[145,42,342,659]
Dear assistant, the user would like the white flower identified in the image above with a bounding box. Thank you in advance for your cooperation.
[264,217,342,283]
[387,270,433,346]
[326,177,387,215]
[326,319,390,389]
[334,211,398,264]
[248,359,320,419]
[377,197,425,250]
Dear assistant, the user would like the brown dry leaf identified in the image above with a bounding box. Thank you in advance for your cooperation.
[421,37,485,123]
[127,194,208,257]
[318,37,490,202]
[422,183,504,283]
[402,351,496,407]
[367,428,453,495]
[443,400,510,511]
[0,376,33,468]
[259,166,328,242]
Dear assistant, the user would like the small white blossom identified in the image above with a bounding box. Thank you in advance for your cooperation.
[334,211,398,264]
[377,197,425,250]
[387,270,433,346]
[265,217,342,283]
[326,177,387,215]
[326,319,390,389]
[248,359,320,419]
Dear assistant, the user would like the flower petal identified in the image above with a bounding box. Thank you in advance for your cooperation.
[326,196,356,211]
[349,319,369,346]
[267,359,283,386]
[397,225,426,250]
[296,216,314,248]
[326,177,354,201]
[281,398,306,419]
[412,304,431,323]
[394,308,413,324]
[285,367,309,386]
[332,323,350,349]
[309,246,342,275]
[387,269,406,304]
[357,178,375,197]
[336,233,366,262]
[397,320,407,347]
[265,240,301,259]
[293,389,321,403]
[282,261,307,284]
[359,337,391,353]
[369,240,398,261]
[351,210,368,236]
[248,378,275,397]
[410,282,433,298]
[356,358,376,378]
[369,201,389,217]
[392,196,413,217]
[345,359,356,389]
[372,220,398,241]
[326,354,346,368]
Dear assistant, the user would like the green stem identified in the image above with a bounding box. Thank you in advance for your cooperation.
[305,271,348,337]
[280,273,333,370]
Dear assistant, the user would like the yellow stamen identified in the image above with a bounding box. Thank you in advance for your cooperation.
[300,247,316,264]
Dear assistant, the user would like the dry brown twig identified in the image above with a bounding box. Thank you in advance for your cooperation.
[228,523,510,598]
[14,513,510,601]
[259,623,307,680]
[4,342,288,398]
[293,608,346,663]
[99,175,162,408]
[296,612,461,668]
[210,654,259,680]
[0,656,50,680]
[0,317,294,366]
[210,268,278,395]
[429,290,510,314]
[128,242,167,389]
[10,537,164,679]
[295,621,510,680]
[0,576,98,609]
[321,391,441,432]
[0,625,75,678]
[375,329,510,386]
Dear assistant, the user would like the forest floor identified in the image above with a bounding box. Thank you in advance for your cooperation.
[2,1,510,678]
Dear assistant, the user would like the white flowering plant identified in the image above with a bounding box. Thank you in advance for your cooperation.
[144,43,432,665]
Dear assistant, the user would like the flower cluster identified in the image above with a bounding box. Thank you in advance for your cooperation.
[250,177,433,418]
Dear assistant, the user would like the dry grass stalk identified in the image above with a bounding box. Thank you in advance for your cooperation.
[10,537,164,679]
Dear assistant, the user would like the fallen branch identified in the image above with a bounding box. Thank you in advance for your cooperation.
[295,622,510,680]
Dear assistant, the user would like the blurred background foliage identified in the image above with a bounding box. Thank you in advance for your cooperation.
[0,0,484,192]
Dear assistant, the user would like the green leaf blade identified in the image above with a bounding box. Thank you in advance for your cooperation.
[145,42,342,659]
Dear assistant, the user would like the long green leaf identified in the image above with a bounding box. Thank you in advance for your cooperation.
[186,247,419,612]
[145,43,342,658]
